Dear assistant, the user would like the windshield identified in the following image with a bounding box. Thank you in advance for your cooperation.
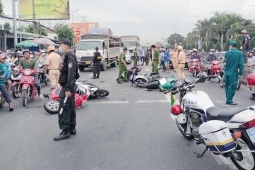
[77,41,102,51]
[123,41,136,48]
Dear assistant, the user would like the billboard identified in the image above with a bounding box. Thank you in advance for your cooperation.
[19,0,70,20]
[71,22,99,44]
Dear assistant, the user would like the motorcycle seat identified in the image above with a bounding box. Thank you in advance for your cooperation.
[206,107,247,122]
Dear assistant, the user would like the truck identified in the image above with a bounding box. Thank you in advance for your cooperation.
[120,35,140,55]
[76,28,121,71]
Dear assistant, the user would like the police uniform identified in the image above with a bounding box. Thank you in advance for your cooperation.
[54,39,79,141]
[92,49,101,79]
[117,51,128,83]
[153,49,160,74]
[224,41,244,105]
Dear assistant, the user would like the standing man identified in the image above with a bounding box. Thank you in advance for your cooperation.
[117,48,128,84]
[54,39,79,141]
[171,44,178,71]
[19,50,42,99]
[151,45,160,74]
[176,46,186,79]
[224,41,244,105]
[242,29,250,64]
[140,48,145,65]
[91,47,101,79]
[145,49,150,66]
[45,45,62,88]
[133,48,138,67]
[164,48,170,73]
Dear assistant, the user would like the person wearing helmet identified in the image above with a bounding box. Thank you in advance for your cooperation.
[91,47,102,79]
[247,50,255,72]
[45,45,62,88]
[242,29,249,64]
[0,54,14,111]
[206,49,217,75]
[190,48,201,60]
[19,49,42,99]
[14,52,23,66]
[176,46,186,79]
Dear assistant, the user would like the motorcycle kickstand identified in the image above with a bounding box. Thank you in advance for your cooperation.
[194,148,208,158]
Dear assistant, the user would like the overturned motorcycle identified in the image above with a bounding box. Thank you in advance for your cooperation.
[165,76,255,170]
[146,77,177,92]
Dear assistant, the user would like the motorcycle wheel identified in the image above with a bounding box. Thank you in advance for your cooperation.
[12,85,20,99]
[230,135,255,170]
[44,100,59,114]
[134,78,148,88]
[95,89,109,97]
[192,69,197,77]
[176,120,194,140]
[44,76,48,85]
[0,93,5,108]
[22,90,28,107]
[236,79,241,90]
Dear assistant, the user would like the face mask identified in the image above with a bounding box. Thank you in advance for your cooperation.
[58,47,64,54]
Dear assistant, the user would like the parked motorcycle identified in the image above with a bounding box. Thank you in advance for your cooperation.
[203,60,221,83]
[146,77,177,92]
[43,82,89,114]
[10,67,22,99]
[189,59,201,77]
[20,69,37,107]
[38,63,48,85]
[165,76,255,170]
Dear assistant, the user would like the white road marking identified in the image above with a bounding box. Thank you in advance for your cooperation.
[89,74,93,77]
[136,100,169,103]
[89,101,129,104]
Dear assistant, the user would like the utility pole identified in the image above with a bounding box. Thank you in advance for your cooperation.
[12,0,17,49]
[17,0,22,42]
[220,29,225,51]
[32,0,36,35]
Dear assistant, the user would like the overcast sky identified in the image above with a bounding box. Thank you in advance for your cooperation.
[1,0,255,44]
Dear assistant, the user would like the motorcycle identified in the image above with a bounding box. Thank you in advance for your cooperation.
[38,63,48,85]
[0,86,5,108]
[10,67,22,99]
[203,60,221,83]
[189,59,201,77]
[247,72,255,100]
[220,67,241,90]
[146,77,177,92]
[20,69,37,107]
[43,82,89,114]
[165,76,255,170]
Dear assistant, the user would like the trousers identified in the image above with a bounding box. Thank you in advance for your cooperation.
[93,62,100,78]
[225,74,238,104]
[0,84,11,103]
[153,61,159,74]
[118,66,128,82]
[58,94,76,130]
[176,64,185,79]
[172,59,178,69]
[49,70,60,88]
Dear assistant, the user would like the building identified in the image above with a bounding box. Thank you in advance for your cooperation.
[71,22,99,44]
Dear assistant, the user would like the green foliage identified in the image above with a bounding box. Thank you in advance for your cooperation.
[236,41,241,50]
[167,33,184,47]
[0,0,3,16]
[202,43,207,52]
[207,42,214,52]
[224,42,229,51]
[250,39,255,49]
[215,43,221,51]
[54,24,74,42]
[3,22,11,31]
[25,24,48,36]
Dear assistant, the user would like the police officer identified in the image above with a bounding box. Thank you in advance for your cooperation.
[151,45,160,74]
[117,48,128,84]
[54,39,79,141]
[91,47,101,79]
[224,41,244,105]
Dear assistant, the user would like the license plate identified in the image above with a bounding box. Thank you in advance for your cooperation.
[85,61,91,64]
[246,127,255,143]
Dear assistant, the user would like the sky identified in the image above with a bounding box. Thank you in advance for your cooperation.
[1,0,255,44]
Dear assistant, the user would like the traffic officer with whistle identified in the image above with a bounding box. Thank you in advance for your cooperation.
[54,38,79,141]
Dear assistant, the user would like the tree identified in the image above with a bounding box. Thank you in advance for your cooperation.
[207,42,214,52]
[202,43,207,52]
[167,33,184,47]
[250,39,255,49]
[54,24,74,42]
[224,42,229,51]
[3,22,11,31]
[25,24,47,36]
[215,42,221,51]
[236,41,241,50]
[0,0,3,16]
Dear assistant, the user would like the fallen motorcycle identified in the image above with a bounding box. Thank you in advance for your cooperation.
[43,82,89,114]
[77,81,109,99]
[146,77,177,92]
[165,75,255,170]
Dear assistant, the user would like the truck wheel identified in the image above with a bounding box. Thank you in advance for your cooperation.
[79,65,85,72]
[110,58,117,67]
[100,62,107,71]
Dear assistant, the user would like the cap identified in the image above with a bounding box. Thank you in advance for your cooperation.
[193,48,198,52]
[18,52,23,57]
[123,47,128,51]
[0,54,6,59]
[47,45,56,52]
[210,49,215,52]
[61,38,72,47]
[249,50,254,54]
[241,29,248,34]
[95,47,99,50]
[22,49,30,54]
[229,40,237,46]
[177,46,183,51]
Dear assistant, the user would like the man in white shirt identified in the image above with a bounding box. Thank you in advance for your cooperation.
[247,50,255,73]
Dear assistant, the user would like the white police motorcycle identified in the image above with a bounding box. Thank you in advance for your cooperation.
[166,76,255,170]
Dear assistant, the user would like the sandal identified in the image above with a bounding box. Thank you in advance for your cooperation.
[9,104,14,112]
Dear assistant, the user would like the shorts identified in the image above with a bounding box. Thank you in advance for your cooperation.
[164,61,169,66]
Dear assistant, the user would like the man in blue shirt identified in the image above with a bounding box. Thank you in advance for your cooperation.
[190,49,201,60]
[242,29,250,64]
[164,48,170,73]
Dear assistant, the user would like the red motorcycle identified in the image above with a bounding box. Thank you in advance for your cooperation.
[204,60,221,83]
[20,69,37,107]
[43,83,89,114]
[11,67,22,99]
[189,59,201,77]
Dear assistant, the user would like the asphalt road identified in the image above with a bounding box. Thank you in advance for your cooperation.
[1,64,254,170]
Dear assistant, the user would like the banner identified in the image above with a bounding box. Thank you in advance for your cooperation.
[19,0,70,20]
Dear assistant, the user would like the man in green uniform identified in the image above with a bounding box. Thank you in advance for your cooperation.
[117,48,128,84]
[224,41,244,105]
[151,45,160,74]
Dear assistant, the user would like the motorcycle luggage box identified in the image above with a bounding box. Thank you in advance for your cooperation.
[247,74,255,86]
[199,120,235,153]
[146,81,159,89]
